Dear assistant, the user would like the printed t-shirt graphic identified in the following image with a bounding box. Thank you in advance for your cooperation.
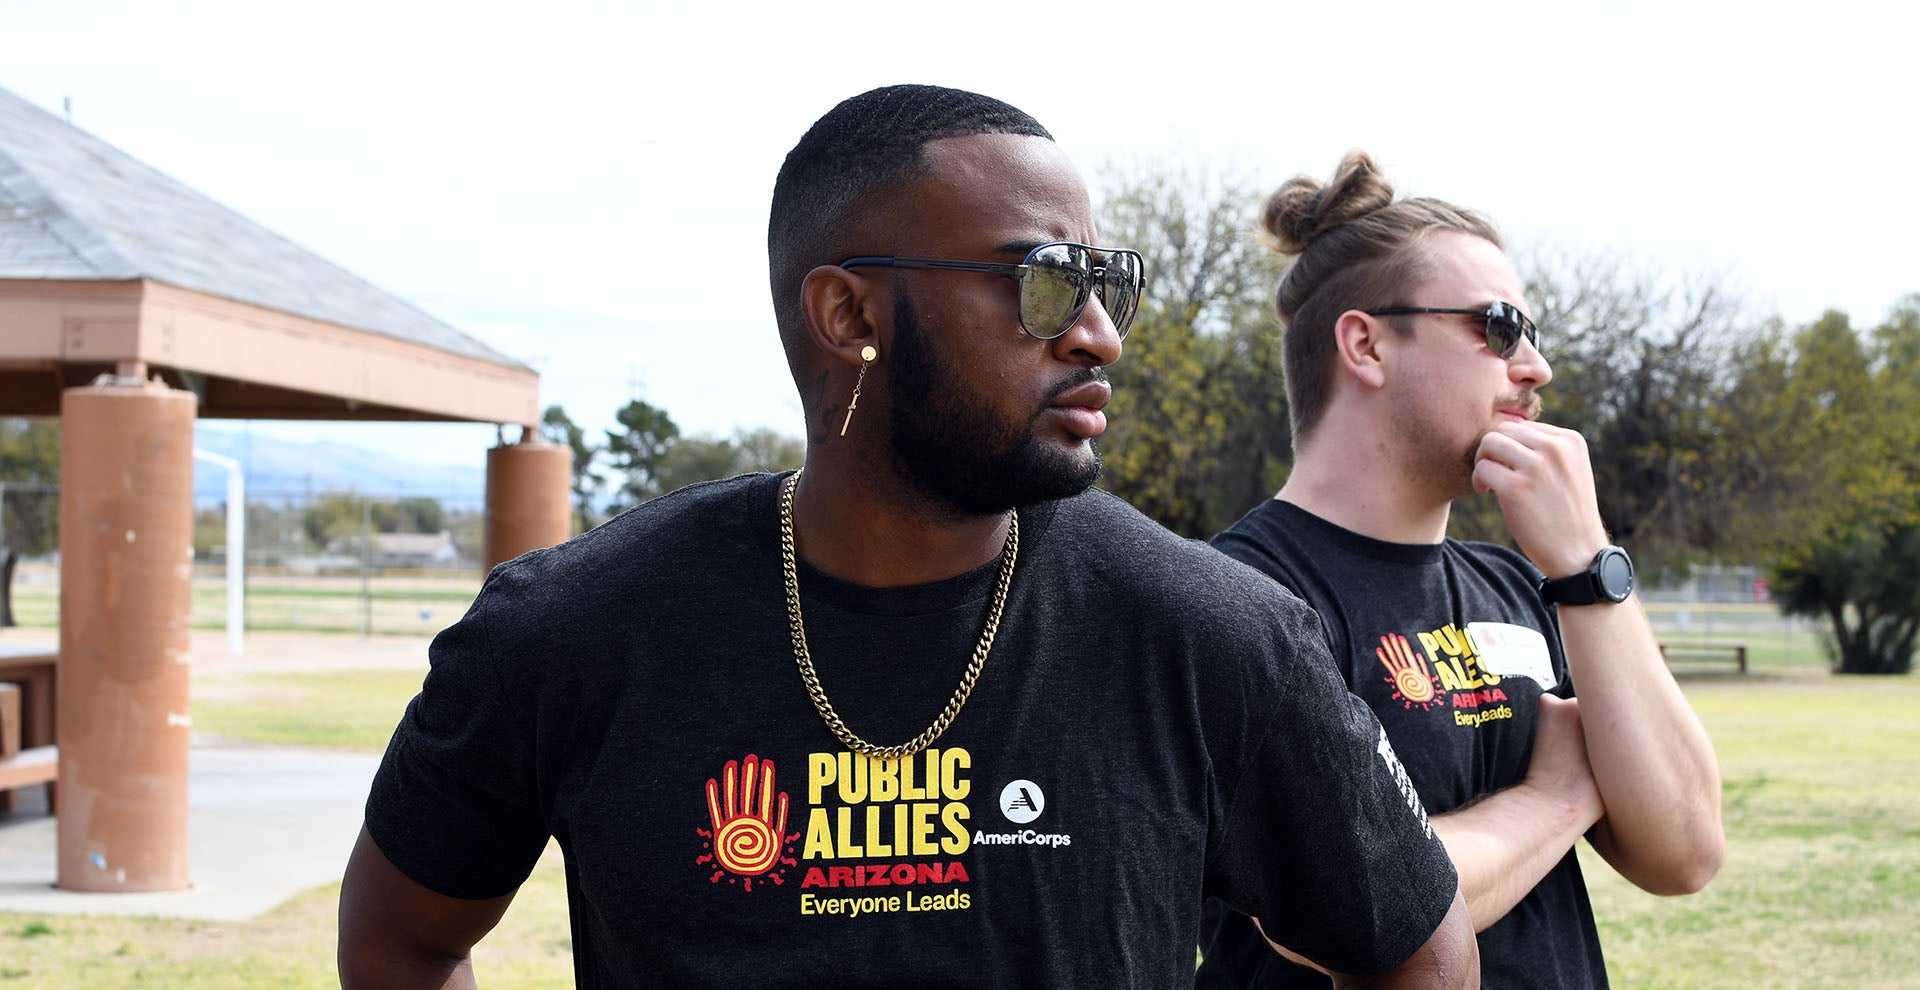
[697,754,798,891]
[697,747,977,916]
[1369,621,1554,729]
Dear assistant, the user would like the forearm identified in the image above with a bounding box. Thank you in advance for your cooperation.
[1431,780,1595,931]
[1558,595,1725,893]
[1474,421,1724,892]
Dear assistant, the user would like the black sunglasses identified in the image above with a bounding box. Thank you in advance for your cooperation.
[839,241,1146,340]
[1364,300,1540,359]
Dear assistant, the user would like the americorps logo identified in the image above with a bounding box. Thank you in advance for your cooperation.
[999,779,1044,824]
[974,777,1072,849]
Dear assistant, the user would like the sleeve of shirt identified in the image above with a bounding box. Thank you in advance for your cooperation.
[362,569,553,900]
[1205,597,1461,977]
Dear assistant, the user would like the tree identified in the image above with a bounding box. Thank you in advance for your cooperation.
[303,493,364,549]
[1760,302,1920,674]
[388,497,447,534]
[656,435,743,494]
[1772,521,1920,675]
[1094,166,1292,537]
[606,400,680,506]
[301,493,449,551]
[732,428,806,474]
[655,428,804,496]
[542,404,604,531]
[0,419,61,556]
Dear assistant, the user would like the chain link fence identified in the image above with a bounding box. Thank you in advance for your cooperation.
[2,485,487,636]
[1,483,1831,660]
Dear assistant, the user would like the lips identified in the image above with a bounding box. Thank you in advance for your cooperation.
[1048,377,1111,440]
[1051,378,1111,414]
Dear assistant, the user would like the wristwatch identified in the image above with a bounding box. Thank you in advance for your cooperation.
[1539,546,1635,606]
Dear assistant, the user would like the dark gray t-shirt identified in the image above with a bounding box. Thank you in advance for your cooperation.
[1198,499,1607,989]
[365,473,1457,988]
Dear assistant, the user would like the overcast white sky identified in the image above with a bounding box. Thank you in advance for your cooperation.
[6,0,1914,468]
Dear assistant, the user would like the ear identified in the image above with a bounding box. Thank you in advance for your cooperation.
[800,264,883,369]
[1333,309,1388,389]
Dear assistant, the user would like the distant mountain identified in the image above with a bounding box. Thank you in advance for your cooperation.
[191,428,487,508]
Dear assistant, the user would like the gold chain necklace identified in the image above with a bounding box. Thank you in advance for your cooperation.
[779,471,1019,760]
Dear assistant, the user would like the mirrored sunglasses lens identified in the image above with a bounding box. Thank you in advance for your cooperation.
[1099,254,1142,338]
[1487,302,1538,358]
[1020,245,1090,338]
[1486,315,1521,358]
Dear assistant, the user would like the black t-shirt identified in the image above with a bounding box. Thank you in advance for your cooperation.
[1197,499,1608,989]
[365,473,1458,988]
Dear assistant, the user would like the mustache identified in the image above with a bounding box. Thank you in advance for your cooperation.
[1502,389,1543,419]
[1044,367,1109,403]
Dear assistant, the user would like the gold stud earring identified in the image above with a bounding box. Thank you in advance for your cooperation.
[840,345,878,436]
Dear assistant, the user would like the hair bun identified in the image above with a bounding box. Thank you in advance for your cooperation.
[1260,150,1397,256]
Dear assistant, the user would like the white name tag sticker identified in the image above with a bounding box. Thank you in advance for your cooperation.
[1468,621,1556,690]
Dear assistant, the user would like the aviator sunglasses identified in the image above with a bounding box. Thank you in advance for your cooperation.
[1364,300,1540,360]
[839,241,1147,340]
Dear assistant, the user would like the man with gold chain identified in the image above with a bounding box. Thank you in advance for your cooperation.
[338,85,1476,988]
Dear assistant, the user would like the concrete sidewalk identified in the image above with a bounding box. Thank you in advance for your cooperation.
[0,628,430,921]
[0,747,380,920]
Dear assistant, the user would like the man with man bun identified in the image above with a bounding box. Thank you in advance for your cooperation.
[338,93,1477,987]
[1197,151,1725,988]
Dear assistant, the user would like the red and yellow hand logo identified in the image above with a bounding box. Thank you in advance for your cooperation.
[697,754,797,891]
[1376,633,1440,710]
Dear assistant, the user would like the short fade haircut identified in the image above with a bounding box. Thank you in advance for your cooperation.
[766,84,1053,370]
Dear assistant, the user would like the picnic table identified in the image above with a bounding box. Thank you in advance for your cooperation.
[0,644,56,749]
[0,643,58,812]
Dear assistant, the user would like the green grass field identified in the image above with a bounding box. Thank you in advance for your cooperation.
[192,669,427,751]
[2,635,1917,986]
[1581,669,1920,988]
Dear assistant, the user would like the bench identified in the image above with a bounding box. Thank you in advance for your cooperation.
[1658,641,1748,674]
[0,682,58,813]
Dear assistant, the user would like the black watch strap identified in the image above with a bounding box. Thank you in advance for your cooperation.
[1540,546,1635,606]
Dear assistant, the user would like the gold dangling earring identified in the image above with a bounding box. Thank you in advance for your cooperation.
[840,345,877,436]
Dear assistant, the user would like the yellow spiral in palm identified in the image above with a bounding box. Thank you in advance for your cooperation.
[715,817,780,875]
[1394,666,1436,704]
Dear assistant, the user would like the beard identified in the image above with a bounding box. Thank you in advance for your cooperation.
[1392,388,1543,500]
[886,292,1104,516]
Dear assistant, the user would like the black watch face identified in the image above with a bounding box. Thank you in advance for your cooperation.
[1598,549,1635,600]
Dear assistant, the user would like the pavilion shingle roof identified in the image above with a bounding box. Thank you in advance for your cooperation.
[0,85,522,368]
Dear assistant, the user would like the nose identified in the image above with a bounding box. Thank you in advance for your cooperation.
[1509,335,1552,388]
[1052,294,1124,367]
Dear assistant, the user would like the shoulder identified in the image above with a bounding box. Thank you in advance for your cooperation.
[1052,489,1295,602]
[493,473,772,584]
[467,472,779,638]
[1210,498,1306,586]
[1042,490,1325,660]
[1449,537,1545,584]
